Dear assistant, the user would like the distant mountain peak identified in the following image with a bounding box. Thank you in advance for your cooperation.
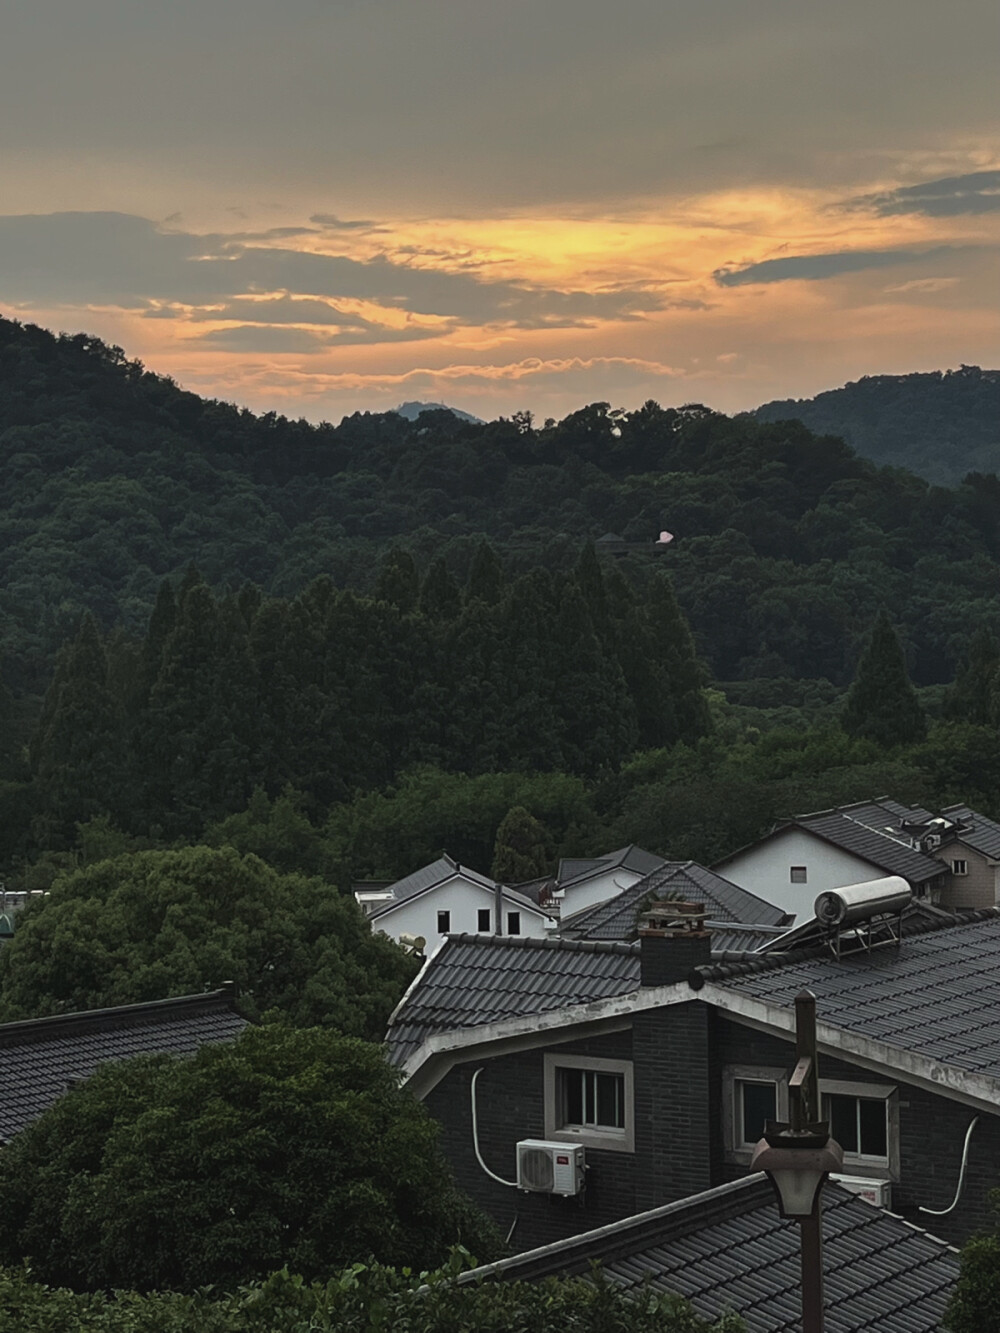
[394,400,483,424]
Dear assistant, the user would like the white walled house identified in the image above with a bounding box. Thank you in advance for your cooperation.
[358,854,556,948]
[550,845,665,918]
[714,799,948,921]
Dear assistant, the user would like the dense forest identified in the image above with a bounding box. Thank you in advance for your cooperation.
[755,365,1000,485]
[4,316,1000,720]
[4,314,1000,886]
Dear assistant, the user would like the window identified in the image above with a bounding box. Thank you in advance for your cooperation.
[822,1086,891,1165]
[952,859,969,876]
[723,1066,788,1161]
[737,1079,778,1148]
[790,866,808,883]
[436,910,450,933]
[543,1054,634,1153]
[477,908,491,932]
[507,911,521,935]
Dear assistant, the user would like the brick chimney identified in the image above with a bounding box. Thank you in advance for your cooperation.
[638,900,711,986]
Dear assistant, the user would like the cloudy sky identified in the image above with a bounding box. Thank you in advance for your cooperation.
[2,0,998,421]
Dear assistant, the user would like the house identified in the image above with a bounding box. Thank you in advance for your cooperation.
[358,854,556,947]
[0,987,247,1141]
[935,804,1000,908]
[388,902,1000,1253]
[558,859,790,948]
[462,1175,958,1333]
[714,798,949,918]
[547,845,666,917]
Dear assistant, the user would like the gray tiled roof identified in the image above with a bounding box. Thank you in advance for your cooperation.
[468,1177,957,1333]
[374,854,495,906]
[797,807,945,884]
[700,911,1000,1079]
[557,845,666,889]
[560,862,787,940]
[385,933,640,1067]
[941,804,1000,860]
[0,990,247,1141]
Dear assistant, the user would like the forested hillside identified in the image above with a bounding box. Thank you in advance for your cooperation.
[4,316,1000,724]
[755,365,1000,484]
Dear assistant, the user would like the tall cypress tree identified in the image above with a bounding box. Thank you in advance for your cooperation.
[31,614,124,845]
[465,540,504,607]
[946,627,1000,725]
[374,548,419,614]
[419,558,462,621]
[841,610,926,746]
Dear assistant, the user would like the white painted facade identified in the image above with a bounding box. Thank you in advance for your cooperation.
[716,828,888,919]
[372,872,555,947]
[555,868,644,917]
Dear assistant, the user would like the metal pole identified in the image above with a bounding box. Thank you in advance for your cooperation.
[799,1211,825,1333]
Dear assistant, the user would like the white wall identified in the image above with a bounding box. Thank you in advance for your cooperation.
[558,868,644,917]
[375,874,553,946]
[717,829,883,919]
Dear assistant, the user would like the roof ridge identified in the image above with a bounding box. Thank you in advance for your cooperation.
[691,904,1000,988]
[447,931,639,957]
[689,944,829,988]
[0,986,239,1046]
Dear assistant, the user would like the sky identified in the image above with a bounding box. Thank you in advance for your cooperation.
[1,0,998,423]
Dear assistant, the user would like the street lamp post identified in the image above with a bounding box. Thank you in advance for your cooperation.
[751,991,843,1333]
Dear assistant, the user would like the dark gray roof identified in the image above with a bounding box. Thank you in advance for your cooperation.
[698,909,1000,1079]
[557,845,666,889]
[941,804,1000,860]
[375,854,494,905]
[0,989,247,1141]
[559,862,787,940]
[715,798,946,887]
[466,1176,957,1333]
[385,933,640,1067]
[797,806,945,884]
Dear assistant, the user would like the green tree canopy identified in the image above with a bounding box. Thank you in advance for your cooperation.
[0,1026,499,1293]
[491,805,553,882]
[0,846,416,1037]
[0,1261,743,1332]
[841,610,927,747]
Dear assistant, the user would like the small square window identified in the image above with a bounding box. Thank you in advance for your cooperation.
[824,1092,888,1162]
[952,859,968,876]
[436,910,451,933]
[543,1054,634,1153]
[507,911,521,935]
[477,908,491,932]
[790,866,808,883]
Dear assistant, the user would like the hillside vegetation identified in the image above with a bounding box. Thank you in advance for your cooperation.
[755,365,1000,484]
[4,317,1000,722]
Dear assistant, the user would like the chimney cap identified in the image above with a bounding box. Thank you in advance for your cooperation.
[639,900,710,938]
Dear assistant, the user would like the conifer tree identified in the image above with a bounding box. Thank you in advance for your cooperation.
[946,627,1000,725]
[418,557,462,621]
[143,584,260,835]
[374,548,419,613]
[465,539,504,607]
[841,610,927,746]
[31,614,124,845]
[491,805,553,882]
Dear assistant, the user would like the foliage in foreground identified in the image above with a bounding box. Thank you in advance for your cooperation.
[0,1261,745,1333]
[0,845,417,1037]
[0,1027,499,1294]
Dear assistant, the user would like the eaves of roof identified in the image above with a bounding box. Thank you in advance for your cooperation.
[367,875,553,923]
[714,817,943,885]
[461,1176,957,1333]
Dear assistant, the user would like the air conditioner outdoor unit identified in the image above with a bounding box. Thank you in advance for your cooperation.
[831,1174,892,1208]
[516,1139,585,1196]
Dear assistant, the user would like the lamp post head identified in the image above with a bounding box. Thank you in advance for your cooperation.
[751,1121,844,1219]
